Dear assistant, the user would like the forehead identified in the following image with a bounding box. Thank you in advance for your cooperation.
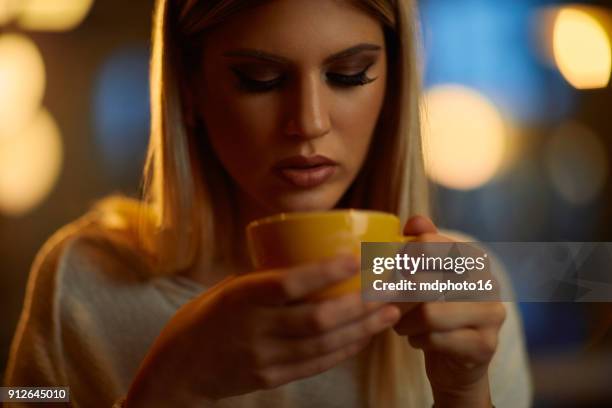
[200,0,384,61]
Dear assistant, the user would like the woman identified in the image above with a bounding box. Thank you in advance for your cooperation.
[5,0,532,407]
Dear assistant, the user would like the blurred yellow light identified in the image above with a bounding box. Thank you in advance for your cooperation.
[0,108,63,216]
[0,34,46,139]
[422,85,506,190]
[17,0,94,31]
[0,0,21,25]
[553,8,612,89]
[545,122,608,206]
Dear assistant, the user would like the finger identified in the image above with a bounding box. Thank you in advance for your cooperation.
[390,301,421,315]
[258,336,372,389]
[234,254,359,306]
[267,292,389,337]
[407,327,499,366]
[263,305,400,364]
[393,302,506,337]
[403,215,438,236]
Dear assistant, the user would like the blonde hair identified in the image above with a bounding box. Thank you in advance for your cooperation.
[95,0,433,406]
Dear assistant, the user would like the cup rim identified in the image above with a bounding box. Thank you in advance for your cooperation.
[246,209,399,230]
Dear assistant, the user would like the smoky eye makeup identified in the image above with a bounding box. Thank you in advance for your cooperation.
[229,64,286,93]
[325,53,378,88]
[325,60,377,88]
[227,52,380,93]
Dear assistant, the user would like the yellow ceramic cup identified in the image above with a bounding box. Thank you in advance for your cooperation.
[246,209,415,301]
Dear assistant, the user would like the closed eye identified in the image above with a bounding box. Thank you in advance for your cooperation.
[231,63,377,93]
[326,63,377,88]
[231,68,285,92]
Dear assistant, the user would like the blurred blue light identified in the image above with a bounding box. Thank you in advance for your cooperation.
[92,45,150,178]
[420,0,575,123]
[518,303,588,354]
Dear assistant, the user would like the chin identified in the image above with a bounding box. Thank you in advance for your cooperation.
[270,189,344,214]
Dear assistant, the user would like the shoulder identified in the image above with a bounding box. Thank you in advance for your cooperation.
[18,202,158,332]
[6,206,166,399]
[38,194,162,287]
[36,212,152,290]
[5,210,146,387]
[14,211,150,332]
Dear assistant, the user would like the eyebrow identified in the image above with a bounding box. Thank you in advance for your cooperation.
[223,43,382,65]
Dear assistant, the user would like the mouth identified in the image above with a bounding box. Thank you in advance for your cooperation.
[273,155,338,188]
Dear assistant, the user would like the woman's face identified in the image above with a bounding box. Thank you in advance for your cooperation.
[193,0,387,217]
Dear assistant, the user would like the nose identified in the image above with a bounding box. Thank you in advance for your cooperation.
[284,72,331,139]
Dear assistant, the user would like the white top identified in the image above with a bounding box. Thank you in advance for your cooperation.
[4,215,533,407]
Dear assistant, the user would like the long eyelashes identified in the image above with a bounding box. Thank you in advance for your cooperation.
[231,68,284,92]
[326,63,376,88]
[232,64,377,93]
[326,71,376,87]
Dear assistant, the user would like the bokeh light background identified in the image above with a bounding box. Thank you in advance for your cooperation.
[1,0,611,406]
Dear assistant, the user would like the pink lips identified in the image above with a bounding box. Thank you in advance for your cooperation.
[273,155,338,188]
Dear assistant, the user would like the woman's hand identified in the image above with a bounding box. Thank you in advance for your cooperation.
[125,254,401,406]
[393,216,506,408]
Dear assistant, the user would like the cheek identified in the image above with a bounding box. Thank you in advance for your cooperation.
[333,79,386,164]
[200,85,280,179]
